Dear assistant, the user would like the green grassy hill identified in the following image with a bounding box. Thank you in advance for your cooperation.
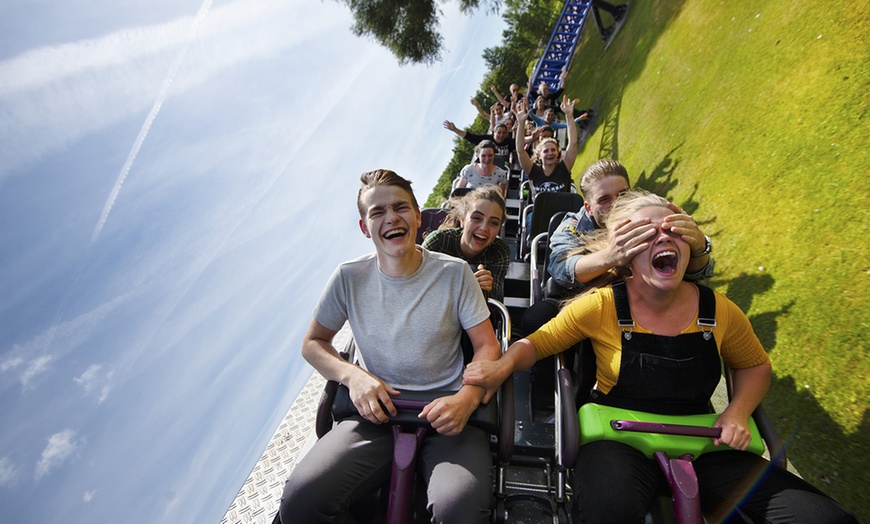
[564,0,868,517]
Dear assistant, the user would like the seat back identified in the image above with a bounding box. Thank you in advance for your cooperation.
[530,211,571,304]
[521,191,583,260]
[529,192,583,241]
[416,208,448,244]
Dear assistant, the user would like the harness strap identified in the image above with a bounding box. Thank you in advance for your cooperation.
[613,280,717,339]
[611,280,635,339]
[696,284,716,340]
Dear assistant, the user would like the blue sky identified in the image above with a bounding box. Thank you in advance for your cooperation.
[0,1,506,521]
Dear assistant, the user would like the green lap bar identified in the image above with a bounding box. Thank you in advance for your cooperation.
[578,403,766,459]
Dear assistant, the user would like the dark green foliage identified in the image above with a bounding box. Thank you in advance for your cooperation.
[343,0,443,65]
[339,0,501,65]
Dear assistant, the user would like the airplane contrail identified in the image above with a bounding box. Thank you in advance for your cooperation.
[30,0,216,362]
[91,0,214,243]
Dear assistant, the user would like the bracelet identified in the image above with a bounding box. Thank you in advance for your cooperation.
[691,235,712,258]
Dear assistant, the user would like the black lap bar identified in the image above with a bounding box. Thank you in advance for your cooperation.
[331,384,499,435]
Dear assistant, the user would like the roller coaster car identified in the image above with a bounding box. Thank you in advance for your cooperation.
[554,341,788,523]
[520,213,787,523]
[274,299,514,524]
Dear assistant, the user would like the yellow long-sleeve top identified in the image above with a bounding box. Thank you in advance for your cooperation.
[527,285,771,395]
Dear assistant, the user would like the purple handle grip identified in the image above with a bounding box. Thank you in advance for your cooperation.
[611,420,722,438]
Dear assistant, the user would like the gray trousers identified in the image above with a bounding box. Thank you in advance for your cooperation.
[280,416,492,523]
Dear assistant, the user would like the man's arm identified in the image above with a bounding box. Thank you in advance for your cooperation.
[547,213,585,288]
[528,111,546,127]
[302,319,400,424]
[443,120,467,139]
[470,97,489,120]
[490,84,509,108]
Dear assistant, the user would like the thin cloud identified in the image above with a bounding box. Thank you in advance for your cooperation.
[3,290,131,392]
[1,356,24,372]
[20,355,53,389]
[73,364,102,390]
[35,429,84,481]
[83,490,97,503]
[73,364,114,404]
[0,0,343,181]
[0,456,20,488]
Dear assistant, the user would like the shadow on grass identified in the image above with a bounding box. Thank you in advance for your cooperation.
[634,142,683,196]
[765,375,869,519]
[709,272,867,518]
[597,94,620,160]
[570,0,690,161]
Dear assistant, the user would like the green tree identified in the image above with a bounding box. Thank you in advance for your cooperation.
[337,0,500,65]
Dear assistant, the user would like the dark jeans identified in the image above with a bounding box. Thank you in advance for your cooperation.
[280,417,492,523]
[572,440,857,524]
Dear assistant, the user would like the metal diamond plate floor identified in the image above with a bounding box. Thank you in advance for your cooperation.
[220,325,351,524]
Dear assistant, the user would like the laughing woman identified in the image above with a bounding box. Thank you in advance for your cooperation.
[464,189,857,523]
[423,186,510,302]
[455,140,508,197]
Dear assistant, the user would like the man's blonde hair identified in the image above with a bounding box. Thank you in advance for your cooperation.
[357,169,419,218]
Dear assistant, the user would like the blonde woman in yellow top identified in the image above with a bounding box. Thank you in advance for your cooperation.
[464,189,856,523]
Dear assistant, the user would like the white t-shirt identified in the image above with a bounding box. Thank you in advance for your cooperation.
[314,249,491,391]
[458,163,507,190]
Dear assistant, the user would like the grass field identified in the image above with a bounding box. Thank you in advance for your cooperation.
[561,0,868,517]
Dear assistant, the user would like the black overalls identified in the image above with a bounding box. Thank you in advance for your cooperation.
[588,280,722,415]
[573,282,858,523]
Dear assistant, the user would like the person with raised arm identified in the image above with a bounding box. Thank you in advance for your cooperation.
[470,96,510,133]
[443,119,516,169]
[490,83,524,110]
[515,96,578,195]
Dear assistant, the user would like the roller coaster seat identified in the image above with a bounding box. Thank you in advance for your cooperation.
[519,191,583,261]
[416,208,448,244]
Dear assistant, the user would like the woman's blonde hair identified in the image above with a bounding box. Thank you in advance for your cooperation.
[562,189,671,303]
[441,186,506,229]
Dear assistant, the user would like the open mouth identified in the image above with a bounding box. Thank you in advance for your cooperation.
[472,232,489,244]
[652,250,678,275]
[383,228,407,240]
